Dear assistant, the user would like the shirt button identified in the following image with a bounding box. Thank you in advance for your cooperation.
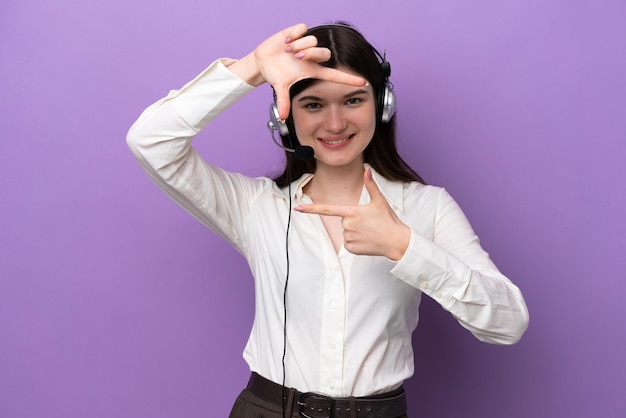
[331,302,338,309]
[435,291,443,299]
[421,281,430,290]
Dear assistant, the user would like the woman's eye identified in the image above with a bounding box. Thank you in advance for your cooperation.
[306,103,321,110]
[347,98,361,105]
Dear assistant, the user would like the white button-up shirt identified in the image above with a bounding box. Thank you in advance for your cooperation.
[126,59,529,397]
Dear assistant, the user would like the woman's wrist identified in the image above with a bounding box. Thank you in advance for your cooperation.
[227,52,265,87]
[387,224,411,261]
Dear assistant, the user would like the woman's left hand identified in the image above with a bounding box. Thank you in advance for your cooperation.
[295,169,411,261]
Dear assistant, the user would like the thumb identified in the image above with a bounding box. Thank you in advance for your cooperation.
[274,85,291,121]
[364,168,384,203]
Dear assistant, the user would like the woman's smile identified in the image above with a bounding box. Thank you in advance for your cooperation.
[318,133,356,147]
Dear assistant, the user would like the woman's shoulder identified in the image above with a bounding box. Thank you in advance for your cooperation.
[404,180,446,195]
[398,180,460,216]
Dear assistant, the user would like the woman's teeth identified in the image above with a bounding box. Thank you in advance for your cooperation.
[322,135,352,145]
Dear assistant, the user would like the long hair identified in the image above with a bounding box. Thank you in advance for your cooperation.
[273,23,425,187]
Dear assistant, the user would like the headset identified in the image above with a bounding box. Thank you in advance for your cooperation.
[267,24,396,160]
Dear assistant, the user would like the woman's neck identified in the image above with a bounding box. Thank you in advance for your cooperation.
[304,162,366,205]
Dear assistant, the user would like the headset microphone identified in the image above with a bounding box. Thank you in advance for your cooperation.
[293,145,314,160]
[267,105,315,161]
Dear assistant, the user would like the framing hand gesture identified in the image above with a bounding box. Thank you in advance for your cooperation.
[250,23,368,120]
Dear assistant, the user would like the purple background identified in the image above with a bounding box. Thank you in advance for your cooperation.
[1,1,625,417]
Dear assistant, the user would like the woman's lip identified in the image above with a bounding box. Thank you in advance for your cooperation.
[317,134,355,147]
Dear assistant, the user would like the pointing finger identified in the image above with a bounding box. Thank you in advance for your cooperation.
[314,66,367,88]
[294,204,354,218]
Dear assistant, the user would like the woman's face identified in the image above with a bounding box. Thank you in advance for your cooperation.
[291,70,376,171]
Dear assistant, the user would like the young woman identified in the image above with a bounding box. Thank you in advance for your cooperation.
[127,23,528,418]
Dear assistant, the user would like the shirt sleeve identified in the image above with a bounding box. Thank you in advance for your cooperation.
[125,59,267,254]
[391,187,529,345]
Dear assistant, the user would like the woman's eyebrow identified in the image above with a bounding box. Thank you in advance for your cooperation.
[296,94,323,102]
[343,89,369,98]
[296,89,370,103]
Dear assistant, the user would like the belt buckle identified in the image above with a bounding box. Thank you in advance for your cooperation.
[298,392,335,418]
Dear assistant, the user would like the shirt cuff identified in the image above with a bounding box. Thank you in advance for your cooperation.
[391,227,471,311]
[167,58,256,130]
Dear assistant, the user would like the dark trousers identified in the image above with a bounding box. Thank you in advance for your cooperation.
[229,387,409,418]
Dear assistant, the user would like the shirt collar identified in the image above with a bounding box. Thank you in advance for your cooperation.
[365,164,404,212]
[273,172,314,201]
[274,164,405,211]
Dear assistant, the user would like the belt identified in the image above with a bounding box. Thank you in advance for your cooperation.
[246,372,407,418]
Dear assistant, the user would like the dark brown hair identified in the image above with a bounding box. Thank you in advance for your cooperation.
[273,23,425,187]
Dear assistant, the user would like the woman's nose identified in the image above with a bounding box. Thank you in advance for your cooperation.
[324,107,347,132]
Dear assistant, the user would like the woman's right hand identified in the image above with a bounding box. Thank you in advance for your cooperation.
[229,23,367,120]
